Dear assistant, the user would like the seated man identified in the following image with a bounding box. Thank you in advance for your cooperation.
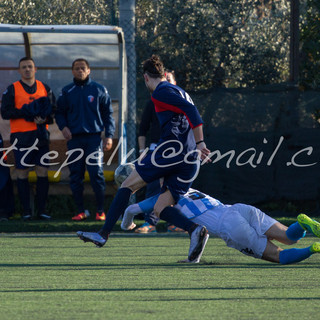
[121,188,320,265]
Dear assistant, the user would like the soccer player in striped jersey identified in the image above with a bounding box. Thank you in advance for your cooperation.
[121,189,320,265]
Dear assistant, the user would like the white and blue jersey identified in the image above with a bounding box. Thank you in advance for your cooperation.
[136,188,277,259]
[175,188,223,219]
[137,188,222,219]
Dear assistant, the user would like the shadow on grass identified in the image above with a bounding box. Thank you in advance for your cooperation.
[1,287,320,301]
[0,233,188,238]
[0,261,319,269]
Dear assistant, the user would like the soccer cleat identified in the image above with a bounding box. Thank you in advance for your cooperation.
[77,231,107,247]
[22,214,32,221]
[72,213,86,221]
[167,225,187,233]
[96,212,106,221]
[135,222,156,233]
[310,242,320,253]
[297,214,320,238]
[38,213,52,220]
[188,226,209,262]
[72,210,90,221]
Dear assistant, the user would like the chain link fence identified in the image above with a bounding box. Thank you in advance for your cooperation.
[1,0,320,205]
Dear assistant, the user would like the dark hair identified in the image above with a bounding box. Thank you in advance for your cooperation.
[19,57,35,67]
[72,58,90,69]
[142,55,165,78]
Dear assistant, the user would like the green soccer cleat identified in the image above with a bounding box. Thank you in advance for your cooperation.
[310,242,320,253]
[297,214,320,238]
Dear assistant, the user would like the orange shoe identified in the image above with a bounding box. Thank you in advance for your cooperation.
[72,210,90,221]
[167,225,187,233]
[135,222,156,233]
[96,212,106,221]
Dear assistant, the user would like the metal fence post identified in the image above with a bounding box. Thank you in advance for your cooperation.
[119,0,136,161]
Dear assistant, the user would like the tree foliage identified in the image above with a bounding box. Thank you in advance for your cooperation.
[0,0,118,26]
[0,0,319,89]
[300,0,320,89]
[136,0,290,90]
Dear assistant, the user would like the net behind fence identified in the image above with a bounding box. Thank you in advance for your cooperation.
[190,86,320,204]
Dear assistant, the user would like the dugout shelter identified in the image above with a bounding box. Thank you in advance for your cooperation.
[0,24,128,195]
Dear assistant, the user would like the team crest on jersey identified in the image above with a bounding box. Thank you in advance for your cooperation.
[88,95,94,103]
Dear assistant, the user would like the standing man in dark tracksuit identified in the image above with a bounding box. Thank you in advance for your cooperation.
[55,58,115,221]
[1,57,55,220]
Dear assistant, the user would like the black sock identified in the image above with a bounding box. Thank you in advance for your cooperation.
[160,206,197,234]
[145,211,160,226]
[100,188,132,237]
[36,176,49,215]
[16,178,31,215]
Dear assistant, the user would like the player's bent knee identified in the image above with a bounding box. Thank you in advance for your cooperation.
[121,170,146,192]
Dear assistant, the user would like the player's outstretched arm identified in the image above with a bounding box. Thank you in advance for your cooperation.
[121,203,143,230]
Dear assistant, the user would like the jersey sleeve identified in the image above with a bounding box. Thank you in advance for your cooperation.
[0,85,26,120]
[55,90,69,130]
[138,194,160,213]
[99,86,115,138]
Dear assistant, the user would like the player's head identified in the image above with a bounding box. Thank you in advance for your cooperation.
[18,57,36,81]
[165,69,176,85]
[72,58,91,81]
[142,55,165,93]
[19,56,35,67]
[72,58,90,69]
[143,55,165,79]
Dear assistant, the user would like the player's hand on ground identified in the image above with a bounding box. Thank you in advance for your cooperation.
[62,127,72,141]
[103,137,113,151]
[127,222,136,231]
[196,141,211,163]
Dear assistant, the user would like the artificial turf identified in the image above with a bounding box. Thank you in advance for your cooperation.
[0,233,319,320]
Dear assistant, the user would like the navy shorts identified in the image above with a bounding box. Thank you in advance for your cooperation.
[135,151,200,202]
[14,144,50,169]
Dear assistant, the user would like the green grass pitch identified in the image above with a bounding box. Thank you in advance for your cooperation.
[0,233,319,320]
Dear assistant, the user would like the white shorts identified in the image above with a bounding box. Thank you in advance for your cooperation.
[192,203,277,259]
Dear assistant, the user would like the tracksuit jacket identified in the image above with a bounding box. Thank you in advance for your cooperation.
[55,77,115,138]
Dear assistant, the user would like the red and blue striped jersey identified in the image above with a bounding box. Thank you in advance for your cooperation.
[151,81,203,157]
